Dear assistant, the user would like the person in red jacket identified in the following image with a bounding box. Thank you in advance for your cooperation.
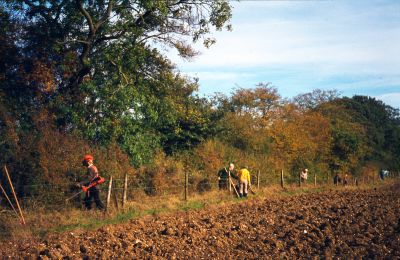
[79,154,105,210]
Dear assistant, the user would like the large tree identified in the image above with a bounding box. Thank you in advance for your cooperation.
[2,0,232,165]
[5,0,231,93]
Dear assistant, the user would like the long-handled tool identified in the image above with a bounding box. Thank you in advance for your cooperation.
[0,182,21,221]
[4,166,25,225]
[65,190,83,202]
[249,185,256,195]
[66,176,105,202]
[229,178,240,198]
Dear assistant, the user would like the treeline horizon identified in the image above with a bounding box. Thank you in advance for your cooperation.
[1,1,399,202]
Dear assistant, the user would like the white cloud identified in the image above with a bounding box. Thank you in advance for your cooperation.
[175,16,400,73]
[167,1,400,99]
[183,71,255,81]
[375,93,400,109]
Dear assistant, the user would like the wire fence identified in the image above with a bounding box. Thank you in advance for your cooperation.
[1,169,399,212]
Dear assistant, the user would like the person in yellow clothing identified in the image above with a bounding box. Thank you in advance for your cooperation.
[237,166,251,198]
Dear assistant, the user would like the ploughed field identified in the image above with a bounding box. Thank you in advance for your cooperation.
[1,184,400,259]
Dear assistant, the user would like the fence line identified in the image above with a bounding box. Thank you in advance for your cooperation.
[1,169,399,212]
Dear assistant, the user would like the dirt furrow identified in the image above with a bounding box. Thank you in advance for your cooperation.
[1,184,399,259]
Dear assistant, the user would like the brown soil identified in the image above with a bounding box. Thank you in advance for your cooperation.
[1,184,399,259]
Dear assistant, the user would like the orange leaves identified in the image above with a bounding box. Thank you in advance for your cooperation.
[193,140,225,179]
[270,105,331,166]
[231,83,280,120]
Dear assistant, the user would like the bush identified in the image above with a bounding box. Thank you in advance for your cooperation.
[196,178,211,193]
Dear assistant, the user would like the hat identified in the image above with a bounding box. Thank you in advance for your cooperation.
[83,154,94,162]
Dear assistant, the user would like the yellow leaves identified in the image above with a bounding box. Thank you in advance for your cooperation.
[193,140,225,179]
[231,84,280,124]
[269,105,331,166]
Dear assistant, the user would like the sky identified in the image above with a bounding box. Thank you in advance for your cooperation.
[168,0,400,109]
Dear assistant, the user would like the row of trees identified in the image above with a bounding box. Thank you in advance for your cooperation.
[1,1,399,201]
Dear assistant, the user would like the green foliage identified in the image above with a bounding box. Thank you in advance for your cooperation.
[346,96,400,166]
[2,0,232,168]
[1,0,399,207]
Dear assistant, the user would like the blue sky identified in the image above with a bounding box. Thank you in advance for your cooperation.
[168,0,400,109]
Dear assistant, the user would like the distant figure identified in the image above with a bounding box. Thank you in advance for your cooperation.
[379,169,385,180]
[343,174,348,186]
[217,163,235,190]
[300,169,308,184]
[333,173,340,185]
[237,166,251,198]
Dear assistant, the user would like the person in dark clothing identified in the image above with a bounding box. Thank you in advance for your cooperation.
[334,173,339,185]
[79,154,105,210]
[379,169,386,181]
[217,163,235,190]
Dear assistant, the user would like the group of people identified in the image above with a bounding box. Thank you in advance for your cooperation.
[333,173,349,186]
[217,163,251,198]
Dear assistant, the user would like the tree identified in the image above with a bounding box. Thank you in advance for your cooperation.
[2,0,233,166]
[269,104,331,176]
[231,83,280,122]
[344,96,400,169]
[293,89,340,111]
[5,0,232,96]
[214,84,280,155]
[317,99,371,175]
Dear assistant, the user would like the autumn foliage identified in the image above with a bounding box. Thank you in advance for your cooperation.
[0,2,399,207]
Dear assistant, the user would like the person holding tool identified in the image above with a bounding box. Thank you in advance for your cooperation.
[217,163,236,190]
[78,154,105,210]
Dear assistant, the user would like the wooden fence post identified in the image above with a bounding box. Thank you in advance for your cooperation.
[314,172,316,187]
[122,173,128,209]
[257,170,260,189]
[113,182,119,210]
[106,176,113,211]
[299,171,302,187]
[184,170,188,201]
[281,170,284,189]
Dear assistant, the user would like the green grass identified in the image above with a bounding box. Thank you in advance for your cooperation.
[181,201,205,211]
[46,210,138,235]
[47,200,208,236]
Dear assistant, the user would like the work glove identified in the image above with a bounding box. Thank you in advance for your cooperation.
[82,186,89,193]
